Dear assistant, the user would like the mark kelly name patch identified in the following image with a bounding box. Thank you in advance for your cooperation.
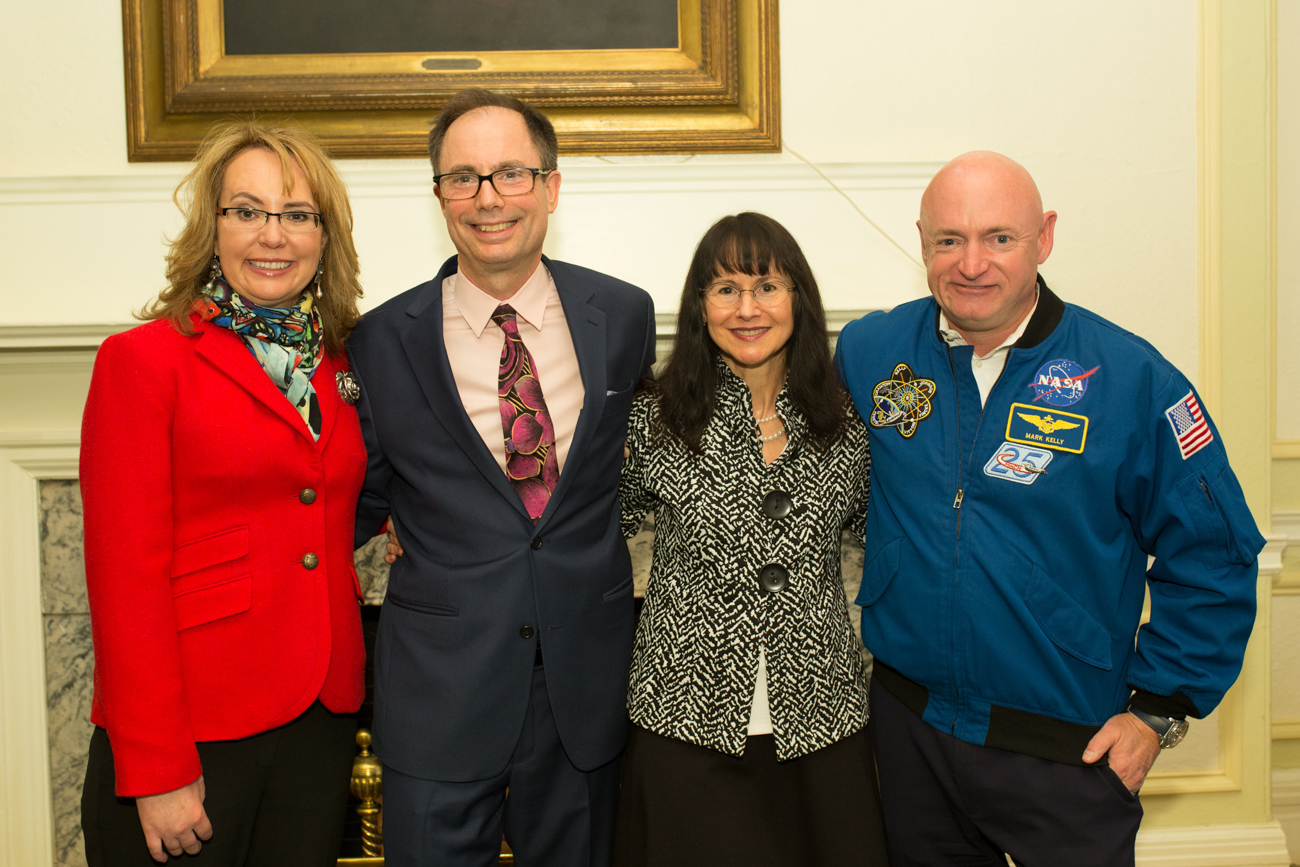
[1005,403,1089,454]
[984,442,1054,485]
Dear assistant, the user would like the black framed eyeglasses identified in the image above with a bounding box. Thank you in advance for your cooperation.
[433,168,551,200]
[218,207,323,233]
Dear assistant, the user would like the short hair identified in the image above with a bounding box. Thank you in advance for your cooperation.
[427,88,559,175]
[141,119,363,356]
[654,212,847,452]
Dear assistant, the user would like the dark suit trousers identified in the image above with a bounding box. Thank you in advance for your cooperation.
[383,661,621,867]
[81,701,357,867]
[869,674,1144,867]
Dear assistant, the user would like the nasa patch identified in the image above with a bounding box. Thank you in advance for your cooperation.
[983,442,1054,485]
[1028,358,1099,407]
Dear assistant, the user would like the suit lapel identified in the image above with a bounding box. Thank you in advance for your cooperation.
[536,258,607,528]
[397,265,529,516]
[194,322,319,443]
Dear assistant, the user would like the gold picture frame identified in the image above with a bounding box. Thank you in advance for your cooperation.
[122,0,780,161]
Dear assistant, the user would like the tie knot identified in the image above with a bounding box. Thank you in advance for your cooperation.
[491,304,517,327]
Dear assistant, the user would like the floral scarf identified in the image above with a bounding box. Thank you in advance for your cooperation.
[195,277,324,440]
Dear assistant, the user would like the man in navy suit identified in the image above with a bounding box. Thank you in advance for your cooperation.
[349,89,655,866]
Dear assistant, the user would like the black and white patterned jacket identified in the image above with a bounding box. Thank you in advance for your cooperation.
[620,362,872,760]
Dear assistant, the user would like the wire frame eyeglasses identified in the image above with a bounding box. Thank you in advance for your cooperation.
[701,280,796,308]
[434,168,551,200]
[218,207,323,234]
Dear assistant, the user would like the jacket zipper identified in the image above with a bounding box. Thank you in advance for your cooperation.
[945,345,1010,732]
[946,348,1009,533]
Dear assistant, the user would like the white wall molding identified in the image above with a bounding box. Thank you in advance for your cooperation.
[0,160,945,207]
[0,325,133,352]
[1274,510,1300,543]
[1133,822,1290,866]
[1273,769,1300,865]
[0,436,79,867]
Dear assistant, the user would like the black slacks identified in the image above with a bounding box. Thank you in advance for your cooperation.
[82,700,357,867]
[870,673,1144,867]
[612,723,889,867]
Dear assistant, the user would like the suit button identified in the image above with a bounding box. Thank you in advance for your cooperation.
[531,537,543,550]
[758,563,788,593]
[302,553,319,570]
[762,490,794,520]
[298,488,317,505]
[520,625,535,639]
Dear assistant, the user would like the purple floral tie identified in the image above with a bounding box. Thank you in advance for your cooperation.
[493,305,559,521]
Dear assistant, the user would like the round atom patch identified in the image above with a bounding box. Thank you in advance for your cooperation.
[1028,358,1098,407]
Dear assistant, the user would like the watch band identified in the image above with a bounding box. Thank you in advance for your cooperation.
[1127,705,1189,749]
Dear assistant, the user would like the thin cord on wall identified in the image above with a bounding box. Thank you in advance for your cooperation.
[782,140,925,271]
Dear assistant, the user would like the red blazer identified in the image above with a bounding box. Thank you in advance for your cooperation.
[80,316,367,797]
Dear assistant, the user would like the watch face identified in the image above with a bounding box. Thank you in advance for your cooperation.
[1161,719,1190,749]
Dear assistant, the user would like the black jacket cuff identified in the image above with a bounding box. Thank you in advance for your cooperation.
[1127,688,1198,720]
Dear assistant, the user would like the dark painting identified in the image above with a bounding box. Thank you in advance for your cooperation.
[223,0,679,55]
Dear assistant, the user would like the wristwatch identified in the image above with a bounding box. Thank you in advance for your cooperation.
[1127,705,1189,749]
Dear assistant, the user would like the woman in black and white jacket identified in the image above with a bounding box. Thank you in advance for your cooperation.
[613,212,888,867]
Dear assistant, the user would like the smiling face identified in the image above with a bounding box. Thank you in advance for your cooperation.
[215,147,326,309]
[435,106,561,298]
[918,151,1056,352]
[704,269,796,377]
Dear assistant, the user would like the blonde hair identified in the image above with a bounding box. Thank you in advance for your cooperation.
[141,119,363,355]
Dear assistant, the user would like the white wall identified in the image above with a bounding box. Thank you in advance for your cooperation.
[0,1,1199,378]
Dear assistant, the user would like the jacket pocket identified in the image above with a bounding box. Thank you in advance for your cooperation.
[600,384,636,419]
[1024,565,1112,670]
[173,573,252,631]
[171,526,249,578]
[855,538,900,607]
[603,574,634,601]
[1177,460,1266,567]
[386,590,458,617]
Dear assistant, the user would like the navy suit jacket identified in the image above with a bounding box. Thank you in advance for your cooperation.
[349,255,656,781]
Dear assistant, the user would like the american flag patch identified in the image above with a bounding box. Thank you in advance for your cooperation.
[1164,390,1213,460]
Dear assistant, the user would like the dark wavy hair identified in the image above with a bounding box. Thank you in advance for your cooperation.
[655,212,847,453]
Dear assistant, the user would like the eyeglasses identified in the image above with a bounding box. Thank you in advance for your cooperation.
[701,280,795,308]
[434,168,551,200]
[218,207,323,233]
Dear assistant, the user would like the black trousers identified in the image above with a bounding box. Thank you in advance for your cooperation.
[82,701,357,867]
[870,674,1144,867]
[612,724,889,867]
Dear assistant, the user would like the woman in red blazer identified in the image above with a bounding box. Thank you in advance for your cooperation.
[79,120,367,866]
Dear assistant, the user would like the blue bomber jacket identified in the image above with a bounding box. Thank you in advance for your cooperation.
[835,278,1264,765]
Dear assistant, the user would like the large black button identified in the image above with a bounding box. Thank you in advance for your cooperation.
[762,490,794,520]
[758,563,789,593]
[298,488,317,505]
[302,553,319,570]
[531,537,543,550]
[520,625,535,639]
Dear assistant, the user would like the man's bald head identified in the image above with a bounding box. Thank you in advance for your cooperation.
[920,151,1045,234]
[916,150,1057,355]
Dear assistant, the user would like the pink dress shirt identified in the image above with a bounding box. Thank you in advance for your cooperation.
[442,263,585,476]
